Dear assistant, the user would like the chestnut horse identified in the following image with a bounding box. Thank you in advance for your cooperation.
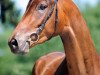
[8,0,100,75]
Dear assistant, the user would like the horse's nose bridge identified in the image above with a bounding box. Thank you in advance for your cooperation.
[9,30,28,45]
[15,31,29,42]
[9,32,28,46]
[10,24,38,42]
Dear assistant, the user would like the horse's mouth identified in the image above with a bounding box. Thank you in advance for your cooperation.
[18,42,30,55]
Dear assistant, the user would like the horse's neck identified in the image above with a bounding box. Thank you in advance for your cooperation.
[61,26,99,75]
[59,1,100,75]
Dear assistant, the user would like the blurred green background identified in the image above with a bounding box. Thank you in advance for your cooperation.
[0,0,100,75]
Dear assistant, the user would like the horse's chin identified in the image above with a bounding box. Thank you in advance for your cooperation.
[18,49,29,55]
[13,48,29,55]
[17,45,30,55]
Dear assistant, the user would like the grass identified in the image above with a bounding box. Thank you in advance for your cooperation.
[83,6,100,53]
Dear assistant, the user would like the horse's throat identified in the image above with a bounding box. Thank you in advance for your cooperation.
[60,25,100,75]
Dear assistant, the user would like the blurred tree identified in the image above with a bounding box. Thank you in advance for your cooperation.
[0,0,21,27]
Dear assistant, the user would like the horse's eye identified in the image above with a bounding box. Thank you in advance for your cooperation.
[38,4,48,10]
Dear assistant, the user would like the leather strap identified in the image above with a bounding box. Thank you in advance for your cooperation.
[30,0,58,43]
[36,0,58,36]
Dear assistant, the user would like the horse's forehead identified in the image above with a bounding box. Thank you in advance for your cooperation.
[29,0,52,4]
[27,0,52,9]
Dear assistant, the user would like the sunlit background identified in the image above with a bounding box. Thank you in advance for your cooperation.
[0,0,100,75]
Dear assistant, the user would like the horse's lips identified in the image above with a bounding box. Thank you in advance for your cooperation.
[18,42,30,54]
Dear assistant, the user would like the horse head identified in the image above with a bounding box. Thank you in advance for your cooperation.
[8,0,67,54]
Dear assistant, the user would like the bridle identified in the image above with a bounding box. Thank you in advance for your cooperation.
[29,0,58,43]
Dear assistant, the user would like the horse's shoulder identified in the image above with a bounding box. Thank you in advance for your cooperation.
[32,52,65,75]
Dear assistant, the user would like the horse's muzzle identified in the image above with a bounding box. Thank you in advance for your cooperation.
[8,28,41,54]
[8,37,29,54]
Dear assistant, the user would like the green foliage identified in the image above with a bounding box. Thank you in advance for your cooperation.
[83,4,100,53]
[1,0,21,27]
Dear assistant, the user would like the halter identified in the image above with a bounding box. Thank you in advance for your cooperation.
[30,0,58,43]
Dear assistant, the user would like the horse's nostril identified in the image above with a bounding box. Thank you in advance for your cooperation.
[8,38,19,53]
[11,38,18,47]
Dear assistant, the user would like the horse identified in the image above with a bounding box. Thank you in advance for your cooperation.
[32,52,68,75]
[8,0,100,75]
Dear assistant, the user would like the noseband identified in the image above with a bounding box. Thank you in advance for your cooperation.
[30,0,58,43]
